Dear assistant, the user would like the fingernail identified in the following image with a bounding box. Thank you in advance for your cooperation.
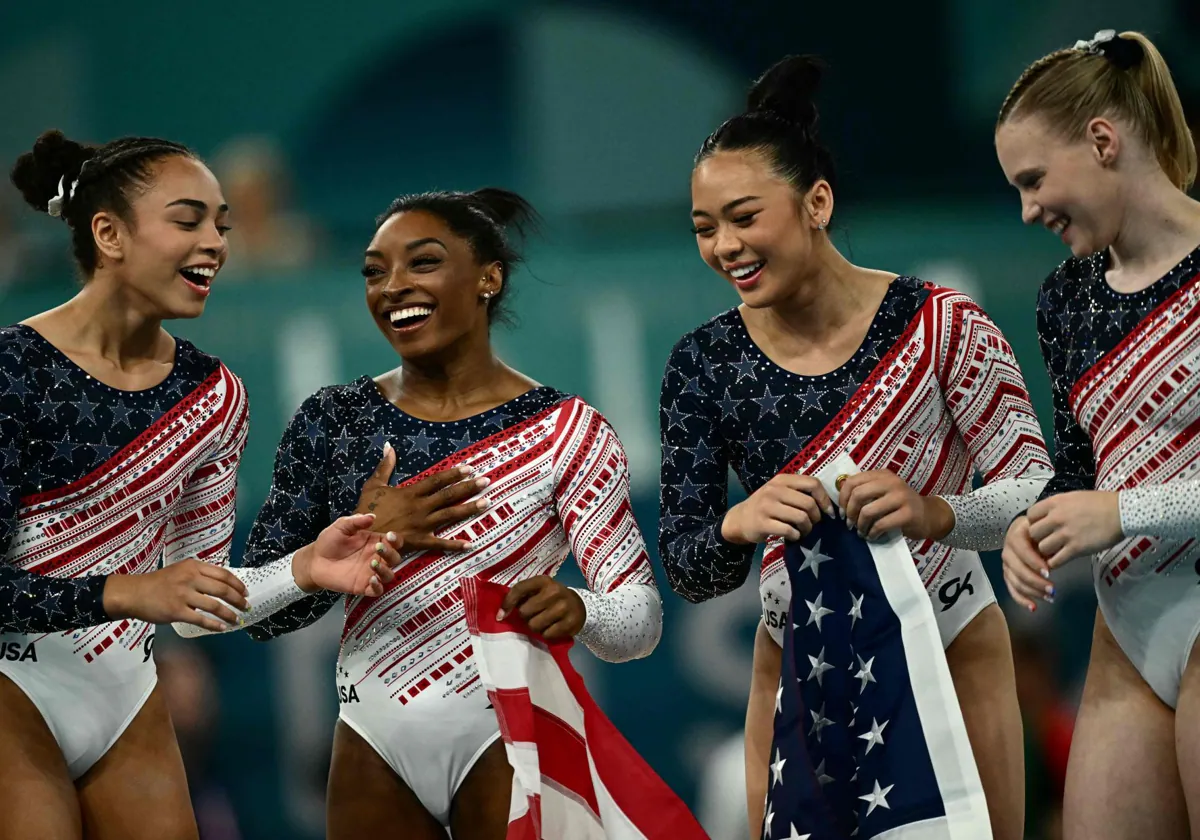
[375,542,385,553]
[386,531,397,543]
[476,477,491,488]
[1046,585,1055,596]
[1028,603,1036,612]
[460,465,473,476]
[1040,569,1050,579]
[384,441,393,453]
[496,609,506,621]
[462,542,475,551]
[477,499,490,510]
[1045,594,1055,604]
[371,558,380,570]
[365,513,376,521]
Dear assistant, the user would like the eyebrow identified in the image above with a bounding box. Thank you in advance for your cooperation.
[691,195,761,218]
[166,198,230,213]
[364,238,447,260]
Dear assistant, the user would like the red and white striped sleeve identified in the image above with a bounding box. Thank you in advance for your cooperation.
[166,366,306,638]
[552,399,661,663]
[933,292,1053,550]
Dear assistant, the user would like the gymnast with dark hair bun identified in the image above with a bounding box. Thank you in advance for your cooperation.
[0,130,403,840]
[230,188,663,839]
[658,56,1052,839]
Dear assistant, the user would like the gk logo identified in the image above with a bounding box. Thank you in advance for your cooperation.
[938,572,974,612]
[142,633,155,663]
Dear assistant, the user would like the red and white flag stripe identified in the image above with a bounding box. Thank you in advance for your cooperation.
[462,577,709,840]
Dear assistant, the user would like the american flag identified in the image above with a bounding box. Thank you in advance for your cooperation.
[462,577,709,840]
[764,459,991,840]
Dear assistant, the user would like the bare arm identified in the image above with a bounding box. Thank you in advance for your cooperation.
[746,619,782,839]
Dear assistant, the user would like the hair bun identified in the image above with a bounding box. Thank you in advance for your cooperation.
[9,130,96,214]
[746,55,825,134]
[469,187,541,237]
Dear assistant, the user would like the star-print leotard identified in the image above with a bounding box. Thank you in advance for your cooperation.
[236,377,661,823]
[659,278,1052,648]
[0,324,305,778]
[1034,244,1200,706]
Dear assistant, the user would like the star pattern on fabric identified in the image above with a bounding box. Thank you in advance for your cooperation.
[0,325,222,634]
[657,280,925,604]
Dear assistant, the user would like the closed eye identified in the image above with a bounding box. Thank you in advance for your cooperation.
[411,255,441,271]
[361,264,385,279]
[691,225,715,236]
[733,212,758,226]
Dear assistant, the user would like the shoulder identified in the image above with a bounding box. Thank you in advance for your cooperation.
[1037,254,1097,315]
[668,309,740,364]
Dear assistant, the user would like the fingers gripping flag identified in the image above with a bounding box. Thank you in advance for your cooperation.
[765,456,991,840]
[462,578,710,840]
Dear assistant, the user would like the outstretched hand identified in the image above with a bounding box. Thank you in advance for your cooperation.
[293,513,404,597]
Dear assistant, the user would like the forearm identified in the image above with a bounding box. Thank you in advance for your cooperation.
[171,552,308,638]
[660,520,756,603]
[1120,482,1200,541]
[571,582,662,663]
[1,566,109,634]
[938,475,1051,551]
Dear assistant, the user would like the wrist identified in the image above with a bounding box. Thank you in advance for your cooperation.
[101,574,136,619]
[291,545,318,593]
[922,496,956,542]
[720,506,751,545]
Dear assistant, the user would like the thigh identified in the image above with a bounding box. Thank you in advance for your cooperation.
[1173,631,1200,836]
[449,738,512,840]
[76,685,197,840]
[944,603,1024,840]
[1063,610,1187,840]
[0,673,82,840]
[327,720,447,840]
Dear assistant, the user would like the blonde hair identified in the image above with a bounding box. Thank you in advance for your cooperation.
[998,31,1197,192]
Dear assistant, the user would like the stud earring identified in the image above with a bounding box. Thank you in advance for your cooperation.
[482,292,495,299]
[817,219,827,231]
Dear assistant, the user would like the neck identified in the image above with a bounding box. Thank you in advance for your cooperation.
[395,328,511,409]
[63,272,166,362]
[1109,168,1200,275]
[745,239,880,344]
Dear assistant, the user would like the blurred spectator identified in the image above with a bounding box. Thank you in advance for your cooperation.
[157,642,245,840]
[1007,603,1075,840]
[211,136,321,278]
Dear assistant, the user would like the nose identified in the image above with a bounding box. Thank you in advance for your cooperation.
[199,221,228,259]
[714,224,744,262]
[1020,194,1042,226]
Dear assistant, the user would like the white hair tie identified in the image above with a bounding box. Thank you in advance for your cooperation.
[46,175,79,219]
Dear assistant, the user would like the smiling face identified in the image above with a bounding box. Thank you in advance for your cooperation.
[362,210,499,361]
[690,149,830,308]
[995,114,1127,258]
[93,155,231,319]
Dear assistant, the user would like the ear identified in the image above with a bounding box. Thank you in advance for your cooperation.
[1086,117,1121,168]
[804,180,835,231]
[479,262,503,300]
[92,211,126,265]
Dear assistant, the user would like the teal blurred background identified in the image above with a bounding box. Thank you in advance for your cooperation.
[2,2,1198,838]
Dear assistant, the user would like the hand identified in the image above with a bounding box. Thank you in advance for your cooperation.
[1001,515,1054,612]
[497,576,587,640]
[721,474,835,544]
[292,513,404,597]
[355,443,490,552]
[1026,490,1123,569]
[838,470,953,541]
[103,560,251,633]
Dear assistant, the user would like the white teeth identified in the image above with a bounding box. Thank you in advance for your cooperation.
[729,261,764,279]
[1050,219,1069,234]
[389,306,434,325]
[183,266,216,277]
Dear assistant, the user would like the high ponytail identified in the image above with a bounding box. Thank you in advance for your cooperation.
[998,30,1196,192]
